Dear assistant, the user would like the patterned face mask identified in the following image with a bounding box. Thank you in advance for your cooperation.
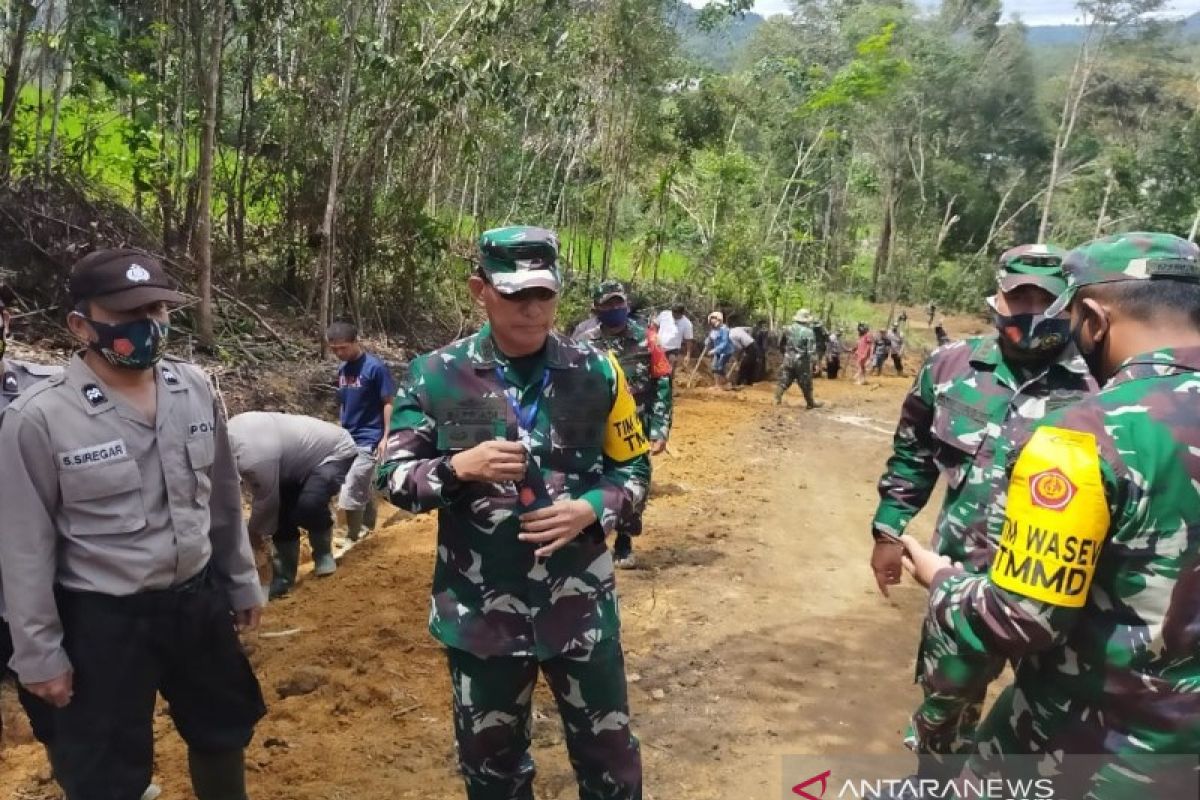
[82,316,169,370]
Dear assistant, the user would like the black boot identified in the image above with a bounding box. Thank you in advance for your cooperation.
[188,748,248,800]
[269,539,300,599]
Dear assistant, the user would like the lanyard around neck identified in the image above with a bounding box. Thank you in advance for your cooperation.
[495,366,551,436]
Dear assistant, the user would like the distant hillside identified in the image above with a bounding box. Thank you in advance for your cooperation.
[1026,11,1200,46]
[672,2,766,72]
[672,6,1200,73]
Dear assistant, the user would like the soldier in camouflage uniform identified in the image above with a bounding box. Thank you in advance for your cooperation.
[870,245,1096,755]
[377,226,648,800]
[575,280,672,569]
[775,309,818,408]
[902,232,1200,795]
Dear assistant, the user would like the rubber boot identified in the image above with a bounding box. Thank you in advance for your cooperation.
[344,508,367,543]
[310,529,337,577]
[269,539,300,599]
[188,747,249,800]
[362,497,378,533]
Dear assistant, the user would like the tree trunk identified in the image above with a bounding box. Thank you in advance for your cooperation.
[869,181,895,303]
[317,2,361,356]
[194,0,226,350]
[44,2,73,174]
[0,0,36,177]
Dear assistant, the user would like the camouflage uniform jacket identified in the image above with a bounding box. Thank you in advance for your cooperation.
[873,335,1094,567]
[577,320,673,442]
[921,348,1200,789]
[378,326,651,661]
[780,323,816,364]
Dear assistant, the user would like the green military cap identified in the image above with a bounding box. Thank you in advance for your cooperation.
[1046,232,1200,316]
[477,226,562,295]
[997,243,1069,295]
[593,280,627,306]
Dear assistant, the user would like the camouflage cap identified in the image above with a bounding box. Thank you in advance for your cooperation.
[997,244,1069,295]
[1046,232,1200,316]
[477,226,562,295]
[593,280,628,306]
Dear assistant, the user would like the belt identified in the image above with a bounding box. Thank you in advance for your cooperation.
[56,566,213,613]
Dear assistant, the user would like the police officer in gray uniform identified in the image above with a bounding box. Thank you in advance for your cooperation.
[227,411,359,599]
[0,283,60,748]
[0,250,266,800]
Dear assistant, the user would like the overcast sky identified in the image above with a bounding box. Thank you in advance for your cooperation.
[687,0,1200,25]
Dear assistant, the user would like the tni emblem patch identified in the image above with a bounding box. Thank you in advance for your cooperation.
[1030,468,1075,511]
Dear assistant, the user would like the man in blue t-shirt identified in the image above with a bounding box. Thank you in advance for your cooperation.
[327,321,396,544]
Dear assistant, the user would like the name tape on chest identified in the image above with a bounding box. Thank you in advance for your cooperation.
[603,352,650,462]
[58,439,129,469]
[990,426,1110,607]
[189,420,215,437]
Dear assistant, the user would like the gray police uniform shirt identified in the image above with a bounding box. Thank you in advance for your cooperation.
[0,358,63,621]
[227,411,359,541]
[0,353,264,683]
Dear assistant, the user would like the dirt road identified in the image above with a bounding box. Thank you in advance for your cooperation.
[1,370,942,800]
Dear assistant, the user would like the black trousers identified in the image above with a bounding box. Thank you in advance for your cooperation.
[275,456,355,543]
[22,572,266,800]
[1,616,53,747]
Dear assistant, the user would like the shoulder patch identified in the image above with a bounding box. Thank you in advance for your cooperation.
[990,426,1111,607]
[82,383,108,407]
[2,371,16,394]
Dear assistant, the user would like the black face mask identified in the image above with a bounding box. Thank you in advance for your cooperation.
[1069,310,1108,383]
[993,312,1072,364]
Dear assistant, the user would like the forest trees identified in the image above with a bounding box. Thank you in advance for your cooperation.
[0,0,1195,346]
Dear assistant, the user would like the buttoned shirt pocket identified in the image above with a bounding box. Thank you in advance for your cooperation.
[59,458,146,535]
[186,435,216,507]
[931,393,990,490]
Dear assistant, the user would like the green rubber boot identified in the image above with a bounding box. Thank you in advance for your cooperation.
[362,497,378,533]
[345,508,366,543]
[310,529,337,577]
[269,539,300,600]
[188,747,248,800]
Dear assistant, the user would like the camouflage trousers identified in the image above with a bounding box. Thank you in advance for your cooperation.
[905,618,1006,755]
[446,638,643,800]
[775,356,815,408]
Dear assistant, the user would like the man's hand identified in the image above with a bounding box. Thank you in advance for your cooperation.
[450,441,528,483]
[235,606,262,633]
[900,534,954,590]
[650,439,668,456]
[870,535,904,597]
[518,499,597,558]
[25,670,73,708]
[375,438,388,460]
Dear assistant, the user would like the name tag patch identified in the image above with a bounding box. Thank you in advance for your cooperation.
[58,439,129,469]
[190,420,215,436]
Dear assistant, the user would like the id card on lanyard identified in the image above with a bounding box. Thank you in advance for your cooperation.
[496,366,553,512]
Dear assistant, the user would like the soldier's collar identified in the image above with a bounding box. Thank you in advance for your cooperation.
[1108,347,1200,387]
[471,327,573,370]
[968,336,1004,368]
